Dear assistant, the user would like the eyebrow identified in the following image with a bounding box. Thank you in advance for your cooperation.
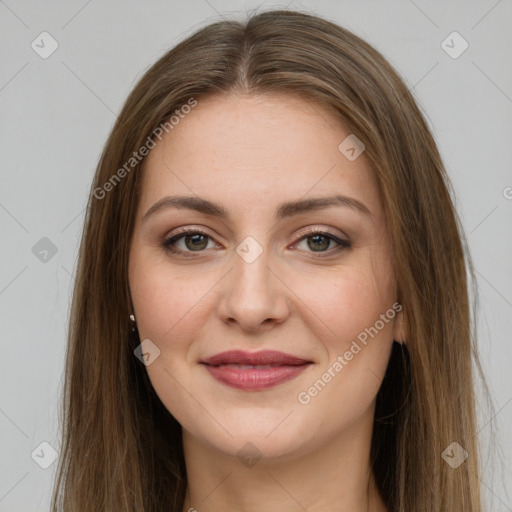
[142,194,372,222]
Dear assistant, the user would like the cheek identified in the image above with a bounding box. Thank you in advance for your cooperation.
[130,254,214,343]
[129,258,212,429]
[291,256,396,412]
[292,277,395,431]
[294,258,395,348]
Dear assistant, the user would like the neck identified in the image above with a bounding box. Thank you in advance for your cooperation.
[180,407,388,512]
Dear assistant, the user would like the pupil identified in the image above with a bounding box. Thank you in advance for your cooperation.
[186,234,207,251]
[309,235,329,251]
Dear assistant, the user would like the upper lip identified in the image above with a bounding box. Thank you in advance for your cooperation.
[200,350,312,366]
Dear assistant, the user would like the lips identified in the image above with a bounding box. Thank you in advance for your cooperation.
[201,349,311,366]
[200,350,313,390]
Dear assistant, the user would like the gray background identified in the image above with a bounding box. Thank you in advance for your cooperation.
[1,0,511,510]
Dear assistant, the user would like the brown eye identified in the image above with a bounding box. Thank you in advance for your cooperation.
[307,234,331,251]
[294,229,351,256]
[182,233,209,251]
[163,229,217,256]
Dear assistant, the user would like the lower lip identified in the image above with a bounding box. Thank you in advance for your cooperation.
[202,363,311,390]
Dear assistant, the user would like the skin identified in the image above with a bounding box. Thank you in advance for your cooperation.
[129,92,406,512]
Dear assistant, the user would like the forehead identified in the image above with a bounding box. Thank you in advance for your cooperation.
[139,92,382,218]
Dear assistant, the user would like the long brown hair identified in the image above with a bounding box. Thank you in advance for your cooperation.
[51,8,493,511]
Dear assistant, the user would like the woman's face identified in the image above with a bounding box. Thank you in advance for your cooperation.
[129,92,403,460]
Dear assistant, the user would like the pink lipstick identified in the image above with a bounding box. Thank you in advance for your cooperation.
[200,350,312,390]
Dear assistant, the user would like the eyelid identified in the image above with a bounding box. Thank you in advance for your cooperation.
[293,225,349,243]
[165,225,348,243]
[166,225,213,238]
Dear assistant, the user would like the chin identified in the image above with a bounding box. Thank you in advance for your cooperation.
[183,407,318,462]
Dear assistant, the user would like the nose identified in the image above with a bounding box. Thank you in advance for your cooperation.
[216,243,291,333]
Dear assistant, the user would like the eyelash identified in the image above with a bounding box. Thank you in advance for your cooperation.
[162,227,351,258]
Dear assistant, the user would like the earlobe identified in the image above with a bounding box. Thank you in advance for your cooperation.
[129,313,137,332]
[393,309,407,345]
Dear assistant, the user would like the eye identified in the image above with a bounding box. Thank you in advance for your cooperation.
[162,227,351,258]
[162,228,219,256]
[292,228,351,257]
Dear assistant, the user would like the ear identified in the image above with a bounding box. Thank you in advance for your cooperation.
[393,309,408,345]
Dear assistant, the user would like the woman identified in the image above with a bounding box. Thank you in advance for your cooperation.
[51,9,491,512]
